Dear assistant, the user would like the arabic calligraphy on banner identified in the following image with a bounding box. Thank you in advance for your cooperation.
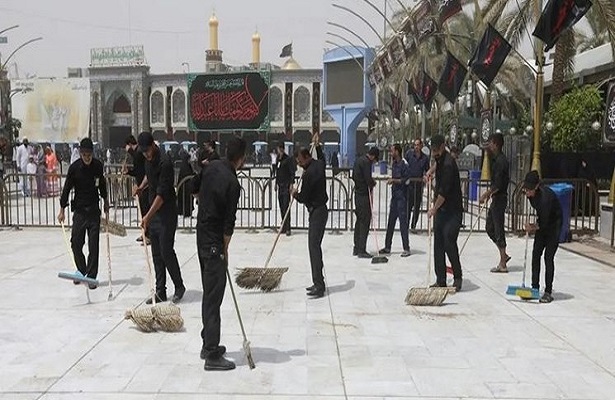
[188,72,270,131]
[90,45,146,67]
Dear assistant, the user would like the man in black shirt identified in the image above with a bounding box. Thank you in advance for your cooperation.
[523,170,563,303]
[197,137,246,371]
[134,132,185,305]
[275,143,296,236]
[428,135,463,291]
[198,140,220,169]
[292,144,328,298]
[58,138,109,288]
[480,133,511,273]
[404,139,430,232]
[123,135,150,243]
[352,147,379,258]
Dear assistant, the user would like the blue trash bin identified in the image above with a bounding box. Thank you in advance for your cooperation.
[379,161,388,175]
[469,170,481,201]
[549,183,574,243]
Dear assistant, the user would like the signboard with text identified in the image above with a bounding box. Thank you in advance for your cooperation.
[90,45,146,67]
[188,72,270,131]
[604,82,615,146]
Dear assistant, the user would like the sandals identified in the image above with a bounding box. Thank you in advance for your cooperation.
[490,266,509,273]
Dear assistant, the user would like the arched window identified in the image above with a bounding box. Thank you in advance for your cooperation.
[113,94,131,113]
[322,110,335,122]
[151,91,164,125]
[172,89,186,123]
[293,86,310,122]
[269,86,283,122]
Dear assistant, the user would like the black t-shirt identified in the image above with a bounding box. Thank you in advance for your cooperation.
[352,155,375,196]
[60,158,107,213]
[529,185,563,233]
[144,149,177,216]
[435,151,463,213]
[490,152,509,197]
[127,148,146,185]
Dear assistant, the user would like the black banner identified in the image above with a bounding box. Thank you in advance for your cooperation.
[438,51,467,104]
[407,78,423,105]
[285,82,293,138]
[480,109,492,144]
[468,24,512,87]
[439,0,462,24]
[604,82,615,145]
[420,72,437,113]
[188,72,269,130]
[312,82,321,136]
[533,0,592,51]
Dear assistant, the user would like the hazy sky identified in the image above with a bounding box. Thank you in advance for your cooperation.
[0,0,395,78]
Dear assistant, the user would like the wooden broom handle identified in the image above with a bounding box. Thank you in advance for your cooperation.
[135,194,155,305]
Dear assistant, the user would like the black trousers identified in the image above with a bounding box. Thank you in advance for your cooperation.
[353,194,371,254]
[197,237,227,359]
[532,230,559,293]
[486,195,507,249]
[71,210,101,279]
[434,209,462,285]
[385,196,409,251]
[407,182,424,229]
[308,205,328,291]
[278,186,291,233]
[149,213,184,294]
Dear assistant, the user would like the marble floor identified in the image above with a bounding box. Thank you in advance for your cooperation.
[0,227,614,400]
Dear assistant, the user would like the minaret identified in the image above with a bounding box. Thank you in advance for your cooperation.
[251,30,261,67]
[206,12,223,71]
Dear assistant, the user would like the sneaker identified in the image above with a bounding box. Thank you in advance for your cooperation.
[88,283,98,290]
[145,293,167,304]
[379,248,391,255]
[352,248,358,256]
[453,278,462,292]
[200,345,227,360]
[136,236,143,242]
[357,252,373,259]
[204,356,236,371]
[401,250,411,258]
[410,228,418,234]
[285,231,291,237]
[539,292,554,303]
[172,286,186,303]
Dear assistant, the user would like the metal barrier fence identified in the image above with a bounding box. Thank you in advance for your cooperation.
[0,170,601,240]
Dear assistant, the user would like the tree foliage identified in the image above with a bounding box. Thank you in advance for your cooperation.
[546,86,603,152]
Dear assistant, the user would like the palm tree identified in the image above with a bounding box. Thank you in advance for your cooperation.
[577,5,611,53]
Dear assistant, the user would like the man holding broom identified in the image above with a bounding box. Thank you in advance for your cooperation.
[291,139,328,299]
[123,135,149,244]
[197,136,246,371]
[275,143,296,236]
[522,170,562,303]
[133,132,186,305]
[352,147,379,258]
[427,135,463,292]
[58,138,109,289]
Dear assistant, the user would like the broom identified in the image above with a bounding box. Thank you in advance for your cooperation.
[405,183,449,306]
[235,178,302,291]
[102,158,129,237]
[226,254,256,369]
[506,231,540,300]
[368,190,388,264]
[124,194,184,332]
[105,213,113,301]
[57,220,97,303]
[446,202,486,276]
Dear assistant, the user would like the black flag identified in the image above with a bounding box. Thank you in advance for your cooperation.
[420,72,437,112]
[407,78,422,105]
[280,43,293,58]
[439,0,462,24]
[468,24,512,87]
[438,51,467,104]
[532,0,592,51]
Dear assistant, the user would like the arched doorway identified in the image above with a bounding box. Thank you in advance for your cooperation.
[107,92,132,149]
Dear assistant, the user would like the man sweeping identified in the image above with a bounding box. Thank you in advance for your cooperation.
[123,135,149,244]
[352,147,379,258]
[58,138,109,289]
[291,142,328,299]
[275,143,296,236]
[133,132,186,304]
[522,170,562,303]
[428,135,463,292]
[480,133,511,273]
[380,144,411,257]
[197,137,246,371]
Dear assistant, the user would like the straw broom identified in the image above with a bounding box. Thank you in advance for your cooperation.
[124,194,184,332]
[102,155,129,237]
[226,254,256,369]
[405,183,449,306]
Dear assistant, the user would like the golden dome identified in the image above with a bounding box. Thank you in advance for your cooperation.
[209,13,218,26]
[282,57,302,70]
[252,31,261,41]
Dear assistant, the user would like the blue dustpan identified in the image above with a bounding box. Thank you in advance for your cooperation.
[58,271,99,286]
[506,284,540,299]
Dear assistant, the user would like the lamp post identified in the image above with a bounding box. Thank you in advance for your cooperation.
[532,0,545,176]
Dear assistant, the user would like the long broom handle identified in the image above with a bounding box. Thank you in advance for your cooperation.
[368,190,381,253]
[459,201,486,256]
[60,220,79,271]
[262,176,303,269]
[225,255,250,342]
[106,213,113,300]
[426,183,432,285]
[522,231,529,287]
[135,194,155,305]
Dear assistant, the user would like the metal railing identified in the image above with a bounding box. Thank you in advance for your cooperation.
[0,171,601,239]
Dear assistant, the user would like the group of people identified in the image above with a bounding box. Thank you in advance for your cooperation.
[57,133,329,372]
[351,133,562,303]
[15,138,61,197]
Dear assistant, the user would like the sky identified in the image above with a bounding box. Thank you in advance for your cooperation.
[0,0,393,78]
